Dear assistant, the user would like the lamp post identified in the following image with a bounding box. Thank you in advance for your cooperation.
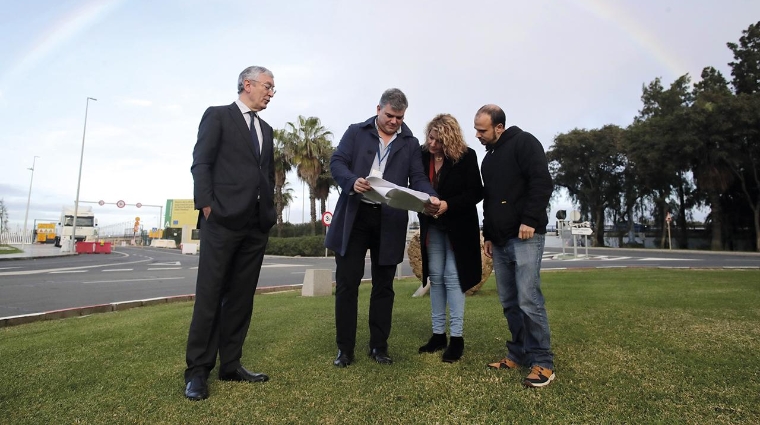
[68,97,97,252]
[21,155,40,251]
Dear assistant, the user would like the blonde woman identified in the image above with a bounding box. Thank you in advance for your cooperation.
[417,114,483,362]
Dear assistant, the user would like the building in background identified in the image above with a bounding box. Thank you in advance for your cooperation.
[164,199,200,247]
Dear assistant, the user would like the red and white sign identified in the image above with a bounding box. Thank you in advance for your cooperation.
[116,200,126,208]
[666,212,672,223]
[321,211,333,226]
[136,202,142,208]
[98,200,105,206]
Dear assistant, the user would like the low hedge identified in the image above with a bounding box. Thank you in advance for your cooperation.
[265,235,332,257]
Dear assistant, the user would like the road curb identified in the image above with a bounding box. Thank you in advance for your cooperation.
[0,253,78,262]
[0,294,195,328]
[0,284,313,328]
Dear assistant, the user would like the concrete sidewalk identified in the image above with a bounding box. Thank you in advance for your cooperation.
[0,244,76,261]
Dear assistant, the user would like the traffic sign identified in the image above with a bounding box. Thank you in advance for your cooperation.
[571,227,593,235]
[98,200,105,206]
[116,200,126,208]
[322,211,333,226]
[136,203,142,208]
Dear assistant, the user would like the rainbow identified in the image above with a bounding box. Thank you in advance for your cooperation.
[1,0,124,89]
[569,0,687,79]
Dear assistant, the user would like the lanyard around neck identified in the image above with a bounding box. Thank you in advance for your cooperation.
[377,142,392,166]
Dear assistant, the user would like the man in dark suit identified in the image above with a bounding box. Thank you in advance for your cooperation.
[325,88,440,367]
[184,66,277,401]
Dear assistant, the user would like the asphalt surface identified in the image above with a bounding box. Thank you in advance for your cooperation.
[1,242,758,318]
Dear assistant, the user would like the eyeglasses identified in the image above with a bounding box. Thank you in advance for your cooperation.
[249,79,276,95]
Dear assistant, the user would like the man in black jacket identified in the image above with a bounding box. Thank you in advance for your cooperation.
[475,104,556,388]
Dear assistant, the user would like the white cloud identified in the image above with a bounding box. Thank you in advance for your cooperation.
[122,98,153,107]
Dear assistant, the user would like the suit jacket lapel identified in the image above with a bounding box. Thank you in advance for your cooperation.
[228,103,259,161]
[260,119,271,163]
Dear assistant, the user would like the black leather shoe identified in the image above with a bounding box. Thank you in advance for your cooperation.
[333,350,355,367]
[219,366,269,383]
[184,376,209,401]
[369,348,393,365]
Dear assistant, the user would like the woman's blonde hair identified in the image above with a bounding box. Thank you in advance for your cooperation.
[422,113,468,163]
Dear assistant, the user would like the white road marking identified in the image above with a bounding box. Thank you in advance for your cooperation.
[103,269,133,272]
[0,258,152,276]
[49,270,88,274]
[147,267,182,270]
[150,261,181,266]
[261,264,308,268]
[0,266,21,270]
[638,258,688,261]
[82,277,186,284]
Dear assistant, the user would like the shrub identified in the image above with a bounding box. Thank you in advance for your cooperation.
[266,235,332,257]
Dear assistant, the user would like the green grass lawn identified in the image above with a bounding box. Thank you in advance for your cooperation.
[1,269,758,424]
[0,244,22,254]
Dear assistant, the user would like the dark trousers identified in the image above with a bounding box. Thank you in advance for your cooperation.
[334,203,397,353]
[184,214,268,382]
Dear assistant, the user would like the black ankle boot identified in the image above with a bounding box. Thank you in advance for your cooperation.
[442,336,464,362]
[418,333,447,353]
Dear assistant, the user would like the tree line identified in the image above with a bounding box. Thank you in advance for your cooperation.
[547,21,760,251]
[272,116,335,238]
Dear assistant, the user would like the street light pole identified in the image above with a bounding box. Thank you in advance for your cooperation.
[69,96,97,252]
[21,155,40,251]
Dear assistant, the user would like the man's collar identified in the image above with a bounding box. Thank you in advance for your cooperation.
[235,99,251,114]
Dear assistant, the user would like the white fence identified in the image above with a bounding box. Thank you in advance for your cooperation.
[0,230,35,245]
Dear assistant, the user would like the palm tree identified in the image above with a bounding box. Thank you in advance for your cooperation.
[273,129,295,237]
[314,145,336,234]
[286,116,333,235]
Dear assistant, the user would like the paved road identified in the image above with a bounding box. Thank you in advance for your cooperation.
[0,245,758,317]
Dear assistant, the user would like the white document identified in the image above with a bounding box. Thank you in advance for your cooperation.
[363,177,431,213]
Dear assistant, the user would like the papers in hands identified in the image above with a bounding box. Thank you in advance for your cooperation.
[363,176,431,213]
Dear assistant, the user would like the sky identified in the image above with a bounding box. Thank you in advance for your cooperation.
[1,0,758,233]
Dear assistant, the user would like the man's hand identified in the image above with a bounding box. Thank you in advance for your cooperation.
[483,240,493,258]
[202,206,211,219]
[518,224,535,240]
[353,177,371,194]
[425,196,441,216]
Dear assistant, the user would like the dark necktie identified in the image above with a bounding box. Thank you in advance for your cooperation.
[249,111,261,159]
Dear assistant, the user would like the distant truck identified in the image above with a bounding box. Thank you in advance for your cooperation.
[36,222,57,244]
[54,206,98,247]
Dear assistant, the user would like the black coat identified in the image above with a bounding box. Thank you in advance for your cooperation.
[419,148,484,292]
[326,117,435,264]
[191,103,276,232]
[481,126,552,245]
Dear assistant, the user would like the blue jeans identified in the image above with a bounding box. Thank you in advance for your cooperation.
[491,234,554,369]
[426,226,465,337]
